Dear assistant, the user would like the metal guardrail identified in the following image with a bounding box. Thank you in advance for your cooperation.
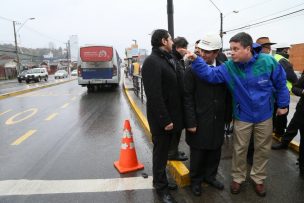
[132,74,145,103]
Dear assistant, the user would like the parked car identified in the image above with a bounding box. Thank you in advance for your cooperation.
[54,70,68,79]
[25,68,48,83]
[17,70,29,83]
[71,69,77,76]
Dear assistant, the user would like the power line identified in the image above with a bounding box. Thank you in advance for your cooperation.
[0,15,13,22]
[225,2,304,30]
[224,8,304,33]
[20,25,65,45]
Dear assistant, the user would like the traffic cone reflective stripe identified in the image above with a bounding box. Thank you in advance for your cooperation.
[114,120,144,173]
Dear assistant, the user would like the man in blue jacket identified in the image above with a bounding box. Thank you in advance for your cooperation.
[184,32,289,197]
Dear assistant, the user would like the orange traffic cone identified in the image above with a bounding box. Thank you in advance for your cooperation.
[114,120,144,173]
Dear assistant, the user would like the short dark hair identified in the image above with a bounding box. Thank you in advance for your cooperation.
[151,29,170,48]
[229,32,253,48]
[173,37,188,49]
[195,39,201,44]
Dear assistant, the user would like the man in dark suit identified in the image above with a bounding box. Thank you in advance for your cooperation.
[184,34,231,196]
[142,29,183,203]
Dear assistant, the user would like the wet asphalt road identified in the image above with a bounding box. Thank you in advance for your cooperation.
[0,80,156,202]
[1,77,304,203]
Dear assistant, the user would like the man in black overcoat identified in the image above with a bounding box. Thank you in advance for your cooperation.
[142,29,183,203]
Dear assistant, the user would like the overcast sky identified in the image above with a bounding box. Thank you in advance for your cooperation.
[1,0,304,57]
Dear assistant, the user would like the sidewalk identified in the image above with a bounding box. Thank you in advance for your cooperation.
[123,75,302,186]
[0,78,18,85]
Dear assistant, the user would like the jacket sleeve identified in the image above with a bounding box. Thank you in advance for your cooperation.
[279,58,298,84]
[183,67,197,128]
[191,56,227,84]
[272,63,290,108]
[291,74,304,96]
[142,58,171,128]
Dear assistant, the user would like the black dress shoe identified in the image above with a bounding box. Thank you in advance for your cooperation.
[168,182,178,190]
[168,153,188,161]
[156,190,177,203]
[191,184,202,196]
[205,179,224,190]
[271,142,288,150]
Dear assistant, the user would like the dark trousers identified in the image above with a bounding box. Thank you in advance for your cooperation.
[189,147,221,185]
[168,130,182,156]
[152,130,175,191]
[281,110,304,168]
[282,110,303,143]
[273,104,289,136]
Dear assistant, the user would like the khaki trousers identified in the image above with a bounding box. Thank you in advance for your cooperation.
[231,118,273,184]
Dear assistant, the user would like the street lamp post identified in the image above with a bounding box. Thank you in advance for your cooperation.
[13,17,35,74]
[167,0,174,38]
[209,0,238,48]
[13,21,21,74]
[209,0,223,46]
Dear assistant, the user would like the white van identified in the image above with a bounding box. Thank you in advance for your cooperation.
[77,45,121,91]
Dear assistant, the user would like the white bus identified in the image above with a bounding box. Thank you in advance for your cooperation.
[77,45,121,91]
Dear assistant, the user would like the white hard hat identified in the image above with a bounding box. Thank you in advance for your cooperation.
[275,43,291,49]
[197,34,222,51]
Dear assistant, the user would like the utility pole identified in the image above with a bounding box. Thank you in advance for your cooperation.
[13,21,21,74]
[66,41,70,75]
[167,0,174,38]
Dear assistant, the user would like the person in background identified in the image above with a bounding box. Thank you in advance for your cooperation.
[142,29,183,203]
[194,40,201,55]
[271,43,300,150]
[184,34,231,196]
[277,74,304,177]
[184,32,289,197]
[256,37,276,54]
[271,44,298,140]
[168,36,189,161]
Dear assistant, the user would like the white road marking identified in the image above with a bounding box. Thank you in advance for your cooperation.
[0,176,153,196]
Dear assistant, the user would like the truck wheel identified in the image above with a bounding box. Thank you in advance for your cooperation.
[87,85,94,92]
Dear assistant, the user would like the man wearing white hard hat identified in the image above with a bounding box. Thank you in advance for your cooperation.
[184,34,232,196]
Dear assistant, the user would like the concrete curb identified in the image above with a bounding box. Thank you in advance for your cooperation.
[123,81,190,187]
[0,78,77,100]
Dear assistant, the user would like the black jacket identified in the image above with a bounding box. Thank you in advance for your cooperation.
[276,52,298,84]
[142,47,184,135]
[184,60,232,150]
[292,74,304,112]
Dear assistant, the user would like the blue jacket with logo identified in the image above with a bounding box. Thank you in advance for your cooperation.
[191,48,290,123]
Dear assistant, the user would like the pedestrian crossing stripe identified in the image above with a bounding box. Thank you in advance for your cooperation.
[0,176,153,196]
